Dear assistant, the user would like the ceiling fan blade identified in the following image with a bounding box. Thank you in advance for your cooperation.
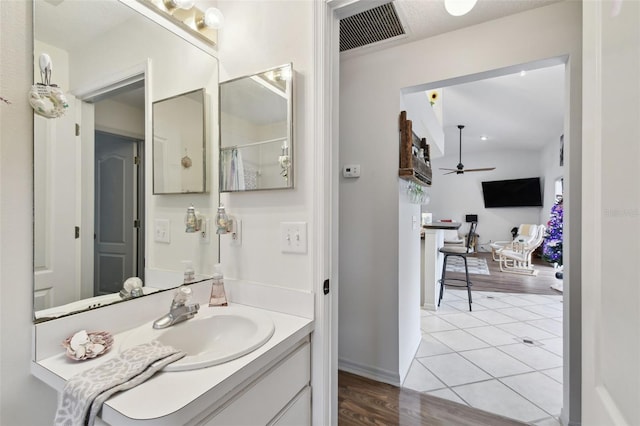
[464,167,496,172]
[439,168,458,171]
[443,171,458,175]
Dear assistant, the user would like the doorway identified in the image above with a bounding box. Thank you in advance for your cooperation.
[94,131,144,296]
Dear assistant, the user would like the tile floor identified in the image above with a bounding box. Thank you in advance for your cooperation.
[404,288,564,425]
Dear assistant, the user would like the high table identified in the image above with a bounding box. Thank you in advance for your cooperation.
[422,222,462,311]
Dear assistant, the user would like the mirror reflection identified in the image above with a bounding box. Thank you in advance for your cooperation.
[153,88,207,194]
[33,0,219,322]
[220,64,293,192]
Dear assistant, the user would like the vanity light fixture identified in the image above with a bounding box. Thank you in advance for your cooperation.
[163,0,195,12]
[444,0,477,16]
[196,7,225,30]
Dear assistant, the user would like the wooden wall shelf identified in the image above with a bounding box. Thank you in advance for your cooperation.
[399,111,432,186]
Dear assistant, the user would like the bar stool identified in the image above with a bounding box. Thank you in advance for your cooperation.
[438,221,477,311]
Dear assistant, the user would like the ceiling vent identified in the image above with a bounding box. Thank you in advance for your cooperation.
[340,2,405,52]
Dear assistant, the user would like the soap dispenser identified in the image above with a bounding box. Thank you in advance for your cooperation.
[209,263,228,307]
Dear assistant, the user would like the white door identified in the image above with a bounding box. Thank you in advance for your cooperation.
[582,1,640,424]
[33,96,79,309]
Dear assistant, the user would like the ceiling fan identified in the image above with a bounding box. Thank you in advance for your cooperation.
[440,125,496,175]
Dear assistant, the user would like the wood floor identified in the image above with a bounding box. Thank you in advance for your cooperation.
[446,251,562,295]
[338,371,527,426]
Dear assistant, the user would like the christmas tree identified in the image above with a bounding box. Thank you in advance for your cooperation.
[543,197,563,266]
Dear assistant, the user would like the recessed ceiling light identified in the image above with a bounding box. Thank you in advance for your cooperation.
[519,70,527,77]
[480,136,488,141]
[444,0,478,16]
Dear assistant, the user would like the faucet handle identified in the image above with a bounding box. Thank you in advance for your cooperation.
[173,286,193,306]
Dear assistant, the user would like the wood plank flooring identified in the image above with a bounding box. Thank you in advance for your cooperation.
[338,371,527,426]
[446,252,562,295]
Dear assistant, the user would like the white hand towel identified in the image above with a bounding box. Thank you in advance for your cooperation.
[54,340,186,426]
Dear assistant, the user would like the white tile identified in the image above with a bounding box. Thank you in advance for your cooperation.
[472,298,513,310]
[415,335,455,357]
[523,304,564,319]
[438,312,489,329]
[498,343,563,370]
[540,337,563,356]
[514,294,556,305]
[447,299,486,312]
[431,329,490,352]
[418,353,492,386]
[501,372,563,416]
[497,307,544,321]
[541,294,564,302]
[527,318,564,336]
[426,388,468,405]
[420,315,458,333]
[420,308,433,317]
[500,295,537,307]
[465,325,520,346]
[541,367,563,384]
[497,322,556,340]
[453,379,547,423]
[475,291,511,299]
[469,309,517,325]
[402,359,446,392]
[535,417,563,426]
[460,347,534,377]
[433,303,464,314]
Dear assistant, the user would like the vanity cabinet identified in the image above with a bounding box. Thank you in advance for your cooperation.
[199,341,310,425]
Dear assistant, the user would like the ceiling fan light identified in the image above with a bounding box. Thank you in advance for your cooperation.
[444,0,478,16]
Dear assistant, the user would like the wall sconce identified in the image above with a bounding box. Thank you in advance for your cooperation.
[215,205,234,234]
[185,204,203,233]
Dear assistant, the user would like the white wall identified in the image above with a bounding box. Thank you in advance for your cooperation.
[216,0,315,292]
[339,1,582,401]
[429,149,544,246]
[1,2,59,424]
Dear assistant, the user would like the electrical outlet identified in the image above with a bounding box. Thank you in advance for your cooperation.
[281,222,307,254]
[154,219,170,243]
[343,164,361,178]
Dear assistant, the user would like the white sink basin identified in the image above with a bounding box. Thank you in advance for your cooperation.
[120,306,275,371]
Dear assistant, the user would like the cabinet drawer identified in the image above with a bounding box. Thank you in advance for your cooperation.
[202,342,310,426]
[270,386,311,426]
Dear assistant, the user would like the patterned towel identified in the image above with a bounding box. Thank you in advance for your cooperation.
[54,340,186,426]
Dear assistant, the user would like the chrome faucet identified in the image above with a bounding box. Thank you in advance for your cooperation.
[153,286,200,329]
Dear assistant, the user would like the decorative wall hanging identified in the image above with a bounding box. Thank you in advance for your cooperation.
[29,53,68,119]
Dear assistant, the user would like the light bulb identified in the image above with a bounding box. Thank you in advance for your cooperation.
[202,7,224,29]
[173,0,195,9]
[444,0,477,16]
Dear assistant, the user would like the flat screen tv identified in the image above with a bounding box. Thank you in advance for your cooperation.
[482,177,543,208]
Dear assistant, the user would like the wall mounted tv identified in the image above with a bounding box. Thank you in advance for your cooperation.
[481,177,543,208]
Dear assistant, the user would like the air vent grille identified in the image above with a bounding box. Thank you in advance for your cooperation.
[340,2,405,52]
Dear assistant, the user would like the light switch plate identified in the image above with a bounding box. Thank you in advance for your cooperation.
[343,164,361,178]
[281,222,307,254]
[154,219,170,243]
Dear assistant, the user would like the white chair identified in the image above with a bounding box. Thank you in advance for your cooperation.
[496,225,546,276]
[490,224,538,261]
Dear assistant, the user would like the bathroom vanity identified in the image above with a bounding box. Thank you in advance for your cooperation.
[31,279,314,425]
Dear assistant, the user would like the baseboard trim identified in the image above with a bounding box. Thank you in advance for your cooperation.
[338,358,400,386]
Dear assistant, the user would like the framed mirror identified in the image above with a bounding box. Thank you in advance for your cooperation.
[153,88,207,194]
[33,0,219,322]
[220,64,293,192]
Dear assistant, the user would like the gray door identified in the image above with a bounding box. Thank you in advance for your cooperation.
[94,131,140,295]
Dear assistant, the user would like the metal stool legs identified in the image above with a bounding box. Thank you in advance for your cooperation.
[438,253,473,311]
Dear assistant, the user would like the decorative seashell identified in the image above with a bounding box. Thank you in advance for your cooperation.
[74,345,86,359]
[62,331,113,361]
[69,330,89,351]
[181,155,192,168]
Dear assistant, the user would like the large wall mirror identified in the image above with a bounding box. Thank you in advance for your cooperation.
[153,88,207,194]
[220,64,293,192]
[33,0,219,322]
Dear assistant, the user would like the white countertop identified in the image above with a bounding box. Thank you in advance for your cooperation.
[32,303,314,425]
